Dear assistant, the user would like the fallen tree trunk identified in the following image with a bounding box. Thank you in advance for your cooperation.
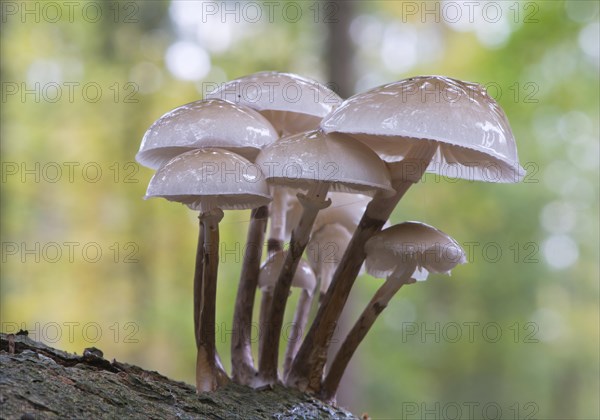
[0,332,356,419]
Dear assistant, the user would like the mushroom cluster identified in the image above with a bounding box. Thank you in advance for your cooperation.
[136,72,524,401]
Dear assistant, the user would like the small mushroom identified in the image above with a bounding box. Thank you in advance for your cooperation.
[290,76,525,392]
[255,129,394,384]
[256,251,316,382]
[136,99,278,387]
[206,72,341,384]
[320,222,466,402]
[145,148,271,392]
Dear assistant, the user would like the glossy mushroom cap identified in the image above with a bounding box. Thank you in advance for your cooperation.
[321,76,525,183]
[205,72,342,136]
[365,221,467,281]
[137,99,278,169]
[255,130,394,196]
[258,250,317,294]
[145,148,271,211]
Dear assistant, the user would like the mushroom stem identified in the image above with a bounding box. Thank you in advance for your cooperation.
[231,205,268,385]
[193,217,204,348]
[283,288,314,379]
[258,183,331,384]
[257,287,273,365]
[320,263,417,402]
[314,262,330,305]
[287,141,437,393]
[196,208,228,392]
[267,187,288,252]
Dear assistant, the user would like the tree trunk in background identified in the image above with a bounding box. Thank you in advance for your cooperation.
[327,0,356,99]
[325,0,358,408]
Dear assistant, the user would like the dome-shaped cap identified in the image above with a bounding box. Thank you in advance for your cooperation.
[321,76,525,183]
[206,72,342,135]
[255,130,394,197]
[365,221,466,281]
[258,250,316,293]
[136,99,278,169]
[145,148,271,211]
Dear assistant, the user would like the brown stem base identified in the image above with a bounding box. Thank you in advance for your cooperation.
[231,205,268,385]
[196,208,229,392]
[194,218,204,348]
[283,289,313,380]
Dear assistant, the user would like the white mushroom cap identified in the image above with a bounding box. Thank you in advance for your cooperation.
[136,99,278,169]
[364,221,466,281]
[285,192,370,240]
[205,72,342,135]
[258,250,317,294]
[306,223,352,295]
[255,130,394,196]
[145,148,271,211]
[321,76,525,183]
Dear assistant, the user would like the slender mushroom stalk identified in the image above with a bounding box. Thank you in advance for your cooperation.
[193,220,204,347]
[196,207,226,392]
[258,187,331,383]
[267,187,290,252]
[320,222,467,402]
[257,252,280,361]
[306,223,354,385]
[258,284,273,362]
[320,262,417,402]
[257,250,316,379]
[283,282,315,379]
[255,130,393,384]
[288,76,526,392]
[230,205,268,384]
[144,149,271,392]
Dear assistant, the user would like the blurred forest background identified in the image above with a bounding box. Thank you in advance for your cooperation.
[1,1,598,418]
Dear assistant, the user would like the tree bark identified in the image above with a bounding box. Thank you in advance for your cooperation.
[0,332,356,419]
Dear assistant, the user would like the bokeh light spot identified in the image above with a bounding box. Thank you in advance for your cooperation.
[165,41,211,81]
[542,234,579,270]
